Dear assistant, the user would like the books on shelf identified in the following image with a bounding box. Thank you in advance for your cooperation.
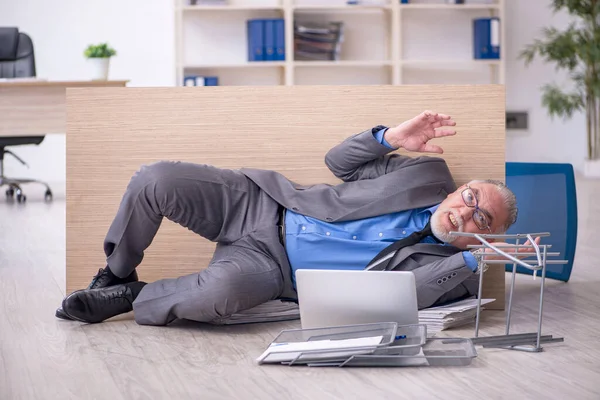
[184,75,219,86]
[247,18,285,62]
[208,297,495,336]
[473,17,500,59]
[294,21,344,61]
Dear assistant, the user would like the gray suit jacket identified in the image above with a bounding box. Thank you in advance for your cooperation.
[241,126,479,309]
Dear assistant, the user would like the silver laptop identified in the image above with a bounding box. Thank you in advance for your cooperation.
[295,269,419,329]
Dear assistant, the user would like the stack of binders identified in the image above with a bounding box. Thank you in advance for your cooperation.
[256,322,478,367]
[293,21,344,61]
[247,18,285,62]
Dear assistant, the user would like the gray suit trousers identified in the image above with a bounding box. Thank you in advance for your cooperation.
[102,161,288,325]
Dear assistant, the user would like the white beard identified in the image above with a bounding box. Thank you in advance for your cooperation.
[430,208,464,243]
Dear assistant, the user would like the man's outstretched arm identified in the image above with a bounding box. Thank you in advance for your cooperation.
[324,111,457,182]
[413,237,541,309]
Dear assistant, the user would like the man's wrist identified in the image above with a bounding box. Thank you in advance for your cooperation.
[374,127,396,149]
[383,127,402,149]
[468,249,489,274]
[462,251,479,272]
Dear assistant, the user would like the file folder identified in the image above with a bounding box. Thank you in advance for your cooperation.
[473,17,500,59]
[264,19,276,61]
[274,19,285,61]
[204,76,218,86]
[247,19,264,61]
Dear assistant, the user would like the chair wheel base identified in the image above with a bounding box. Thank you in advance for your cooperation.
[2,181,53,203]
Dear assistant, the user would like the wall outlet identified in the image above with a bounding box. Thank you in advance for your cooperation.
[506,112,528,130]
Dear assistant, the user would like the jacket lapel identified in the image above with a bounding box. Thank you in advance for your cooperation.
[338,182,450,222]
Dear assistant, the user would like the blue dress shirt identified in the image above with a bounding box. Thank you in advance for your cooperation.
[284,128,477,287]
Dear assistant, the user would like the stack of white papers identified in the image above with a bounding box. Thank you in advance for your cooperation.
[418,298,495,336]
[209,298,495,334]
[209,300,300,325]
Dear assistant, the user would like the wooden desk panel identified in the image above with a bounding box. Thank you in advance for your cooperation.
[66,85,507,309]
[0,80,127,136]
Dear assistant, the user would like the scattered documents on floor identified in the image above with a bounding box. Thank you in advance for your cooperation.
[209,298,494,336]
[209,300,301,325]
[256,335,384,364]
[256,322,477,368]
[418,298,495,335]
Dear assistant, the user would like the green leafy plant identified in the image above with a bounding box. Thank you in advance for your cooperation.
[84,43,117,59]
[520,0,600,160]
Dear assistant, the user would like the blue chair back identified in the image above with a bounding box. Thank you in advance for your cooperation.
[504,162,577,281]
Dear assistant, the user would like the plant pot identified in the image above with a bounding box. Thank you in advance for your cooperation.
[87,57,110,80]
[583,159,600,178]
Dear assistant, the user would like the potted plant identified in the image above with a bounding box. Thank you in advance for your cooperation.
[520,0,600,177]
[84,43,116,80]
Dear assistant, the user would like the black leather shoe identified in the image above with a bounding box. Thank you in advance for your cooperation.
[55,267,139,320]
[87,267,139,289]
[61,282,146,324]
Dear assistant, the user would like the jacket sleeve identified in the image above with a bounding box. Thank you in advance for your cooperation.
[430,274,481,308]
[324,126,445,182]
[409,252,479,309]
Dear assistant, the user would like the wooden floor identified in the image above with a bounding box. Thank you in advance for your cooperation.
[1,178,599,400]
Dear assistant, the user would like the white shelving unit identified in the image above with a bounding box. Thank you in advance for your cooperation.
[175,0,505,86]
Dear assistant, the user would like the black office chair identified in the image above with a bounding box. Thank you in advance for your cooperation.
[0,27,52,203]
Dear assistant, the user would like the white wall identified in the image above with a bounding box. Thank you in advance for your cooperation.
[397,0,587,171]
[0,0,588,184]
[0,0,176,185]
[504,0,587,171]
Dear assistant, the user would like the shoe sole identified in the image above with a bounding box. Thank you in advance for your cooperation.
[55,307,73,320]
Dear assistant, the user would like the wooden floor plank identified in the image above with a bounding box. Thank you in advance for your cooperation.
[1,176,599,399]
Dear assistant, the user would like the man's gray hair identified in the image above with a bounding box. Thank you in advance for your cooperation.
[468,179,518,233]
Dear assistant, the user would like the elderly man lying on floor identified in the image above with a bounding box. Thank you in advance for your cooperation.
[57,110,537,325]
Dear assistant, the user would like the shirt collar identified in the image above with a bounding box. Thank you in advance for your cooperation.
[419,203,440,216]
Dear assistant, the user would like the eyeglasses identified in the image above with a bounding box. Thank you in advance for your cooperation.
[461,185,492,232]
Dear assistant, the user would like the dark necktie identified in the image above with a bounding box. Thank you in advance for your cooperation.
[365,221,438,271]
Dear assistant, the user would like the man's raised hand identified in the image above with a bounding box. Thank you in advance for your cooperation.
[384,110,457,153]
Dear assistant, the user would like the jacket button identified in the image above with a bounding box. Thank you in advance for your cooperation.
[326,217,333,221]
[292,207,299,211]
[437,279,443,285]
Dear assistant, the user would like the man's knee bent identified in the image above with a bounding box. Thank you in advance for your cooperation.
[126,161,186,212]
[130,160,181,190]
